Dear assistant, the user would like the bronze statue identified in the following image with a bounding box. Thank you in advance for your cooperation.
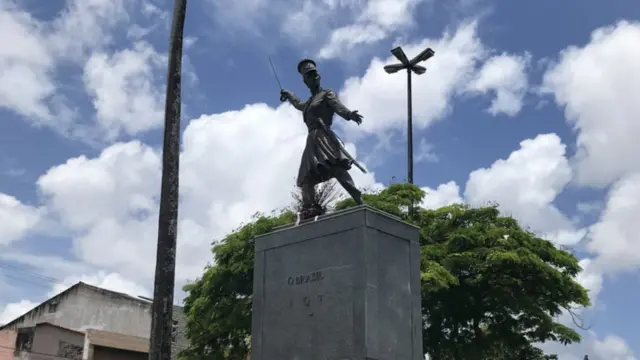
[280,59,364,220]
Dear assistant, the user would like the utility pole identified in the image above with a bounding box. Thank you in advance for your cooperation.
[383,46,435,185]
[148,1,186,360]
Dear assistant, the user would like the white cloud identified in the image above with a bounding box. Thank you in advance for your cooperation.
[464,133,582,242]
[49,272,150,298]
[577,201,603,215]
[576,258,604,303]
[318,0,424,59]
[318,24,388,59]
[465,52,530,116]
[587,173,640,274]
[0,2,57,122]
[206,0,428,57]
[1,7,633,356]
[0,0,167,142]
[0,0,129,125]
[46,0,126,61]
[36,141,161,279]
[83,42,166,140]
[537,258,629,360]
[542,21,640,187]
[0,300,38,325]
[541,332,637,360]
[591,335,637,360]
[339,21,485,139]
[28,102,379,289]
[415,138,439,163]
[0,194,40,245]
[547,228,587,248]
[421,181,463,209]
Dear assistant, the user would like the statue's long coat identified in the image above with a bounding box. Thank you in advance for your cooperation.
[289,89,353,187]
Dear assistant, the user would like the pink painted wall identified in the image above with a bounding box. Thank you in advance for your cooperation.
[0,329,17,360]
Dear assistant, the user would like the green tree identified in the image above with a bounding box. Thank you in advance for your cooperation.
[181,184,590,360]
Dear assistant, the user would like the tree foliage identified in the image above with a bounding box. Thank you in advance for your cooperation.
[181,184,590,360]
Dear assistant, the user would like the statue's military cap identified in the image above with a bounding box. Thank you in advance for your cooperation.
[297,59,317,75]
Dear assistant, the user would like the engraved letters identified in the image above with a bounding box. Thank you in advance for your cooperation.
[286,271,326,315]
[287,271,323,286]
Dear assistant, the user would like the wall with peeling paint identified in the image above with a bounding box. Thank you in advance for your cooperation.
[5,285,152,338]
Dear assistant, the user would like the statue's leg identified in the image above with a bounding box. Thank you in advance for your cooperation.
[332,167,363,205]
[298,181,319,221]
[301,182,316,209]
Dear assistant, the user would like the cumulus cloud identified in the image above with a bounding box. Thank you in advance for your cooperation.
[464,133,582,241]
[0,300,38,325]
[421,181,463,209]
[3,10,495,297]
[205,0,428,56]
[575,258,604,303]
[415,133,586,249]
[415,139,439,164]
[0,194,40,245]
[0,2,58,122]
[591,335,637,360]
[542,21,640,187]
[587,173,640,274]
[339,21,485,139]
[318,0,424,58]
[464,52,530,116]
[29,102,379,290]
[49,272,150,299]
[1,5,634,358]
[541,332,637,360]
[83,42,166,140]
[0,0,169,142]
[541,21,640,283]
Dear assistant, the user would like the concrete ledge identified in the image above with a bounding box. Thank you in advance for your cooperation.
[255,205,419,252]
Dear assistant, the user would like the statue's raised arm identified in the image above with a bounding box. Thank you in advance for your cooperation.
[281,89,306,111]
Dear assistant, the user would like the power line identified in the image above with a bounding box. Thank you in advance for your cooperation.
[0,262,61,283]
[0,269,55,289]
[0,262,63,289]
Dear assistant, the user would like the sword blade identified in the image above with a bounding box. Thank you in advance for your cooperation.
[268,56,283,90]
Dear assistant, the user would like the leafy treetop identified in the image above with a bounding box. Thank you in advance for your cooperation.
[181,183,589,360]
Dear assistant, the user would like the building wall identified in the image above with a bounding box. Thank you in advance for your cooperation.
[170,305,188,359]
[0,329,16,360]
[30,324,83,360]
[92,346,146,360]
[6,285,152,338]
[3,284,188,360]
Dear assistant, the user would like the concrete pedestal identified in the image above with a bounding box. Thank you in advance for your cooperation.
[251,205,423,360]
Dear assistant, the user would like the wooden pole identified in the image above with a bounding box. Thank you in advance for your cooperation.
[148,1,186,359]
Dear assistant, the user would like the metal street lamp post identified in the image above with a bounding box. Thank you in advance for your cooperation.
[384,46,435,185]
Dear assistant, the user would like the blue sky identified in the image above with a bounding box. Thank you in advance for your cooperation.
[1,0,640,358]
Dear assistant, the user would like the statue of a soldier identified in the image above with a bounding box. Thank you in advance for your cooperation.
[280,59,364,220]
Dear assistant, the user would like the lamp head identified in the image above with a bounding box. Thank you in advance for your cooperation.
[410,48,435,65]
[384,63,405,74]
